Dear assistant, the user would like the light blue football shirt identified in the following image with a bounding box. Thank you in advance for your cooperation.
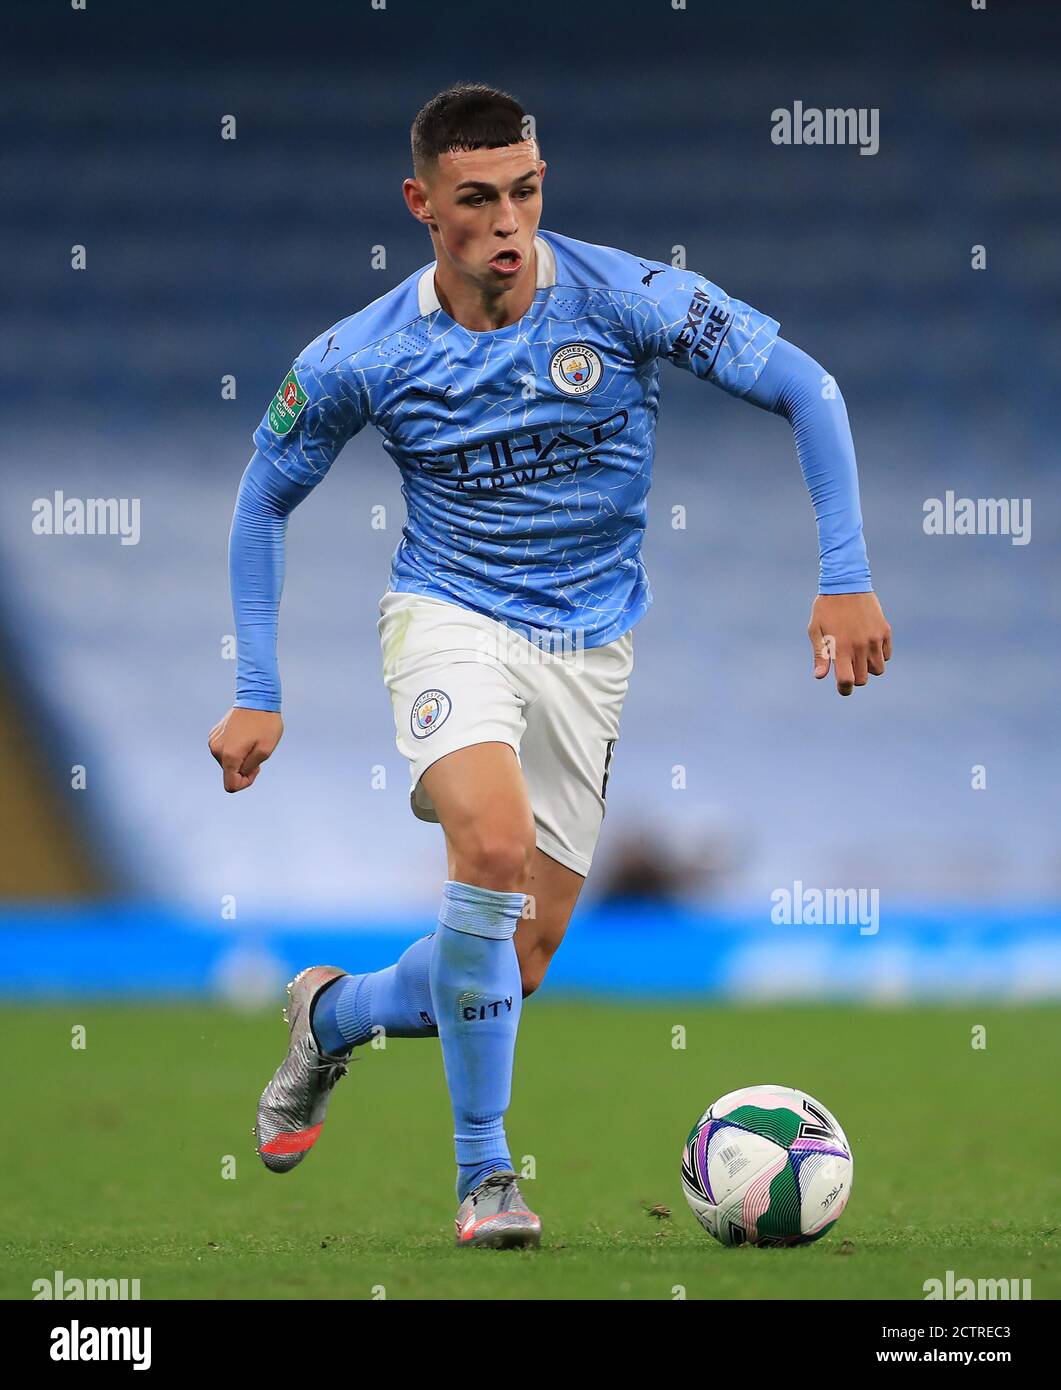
[253,229,780,647]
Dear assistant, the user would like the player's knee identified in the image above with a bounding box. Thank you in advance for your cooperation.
[453,828,534,893]
[520,959,547,997]
[518,936,557,997]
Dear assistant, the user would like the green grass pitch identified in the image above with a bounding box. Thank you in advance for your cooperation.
[2,1000,1058,1300]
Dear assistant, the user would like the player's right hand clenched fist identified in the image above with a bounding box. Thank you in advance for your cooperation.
[208,708,284,792]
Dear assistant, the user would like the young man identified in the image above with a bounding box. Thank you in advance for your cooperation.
[209,83,891,1250]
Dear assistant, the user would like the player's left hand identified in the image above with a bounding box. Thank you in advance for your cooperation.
[808,592,892,697]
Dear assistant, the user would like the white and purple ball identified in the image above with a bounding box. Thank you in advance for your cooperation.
[681,1084,853,1247]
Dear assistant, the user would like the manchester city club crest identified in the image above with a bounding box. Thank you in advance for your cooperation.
[411,688,452,739]
[549,343,604,396]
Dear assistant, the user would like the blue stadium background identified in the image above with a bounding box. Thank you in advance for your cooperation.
[1,0,1057,1001]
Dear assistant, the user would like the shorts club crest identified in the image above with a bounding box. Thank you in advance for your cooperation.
[411,688,452,738]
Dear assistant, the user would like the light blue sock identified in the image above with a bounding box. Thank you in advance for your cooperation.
[430,879,525,1202]
[310,935,437,1055]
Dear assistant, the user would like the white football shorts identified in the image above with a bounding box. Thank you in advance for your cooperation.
[378,590,634,877]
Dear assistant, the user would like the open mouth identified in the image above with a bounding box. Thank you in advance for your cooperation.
[488,249,523,275]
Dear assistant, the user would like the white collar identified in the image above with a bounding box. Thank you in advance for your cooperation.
[417,234,556,317]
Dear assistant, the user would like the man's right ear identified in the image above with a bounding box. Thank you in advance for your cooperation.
[402,177,433,225]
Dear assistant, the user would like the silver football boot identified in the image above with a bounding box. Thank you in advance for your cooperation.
[254,965,352,1173]
[454,1171,542,1249]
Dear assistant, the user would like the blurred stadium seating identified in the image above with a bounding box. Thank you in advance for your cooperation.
[0,0,1057,998]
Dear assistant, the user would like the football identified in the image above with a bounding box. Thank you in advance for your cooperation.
[681,1084,853,1247]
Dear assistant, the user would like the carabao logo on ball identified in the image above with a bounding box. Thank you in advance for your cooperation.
[549,343,604,396]
[411,688,452,739]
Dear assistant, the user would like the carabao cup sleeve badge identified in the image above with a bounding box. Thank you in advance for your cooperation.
[268,369,309,435]
[411,689,452,739]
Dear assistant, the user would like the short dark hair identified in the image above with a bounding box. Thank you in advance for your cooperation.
[411,83,532,176]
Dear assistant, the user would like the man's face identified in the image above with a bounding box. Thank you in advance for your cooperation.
[406,140,545,289]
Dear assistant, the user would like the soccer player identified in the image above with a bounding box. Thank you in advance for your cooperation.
[209,83,892,1249]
